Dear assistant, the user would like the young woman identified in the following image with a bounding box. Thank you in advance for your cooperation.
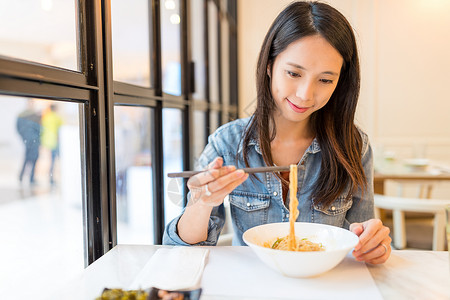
[163,1,391,264]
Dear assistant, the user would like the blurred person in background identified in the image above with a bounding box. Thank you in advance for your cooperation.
[16,100,42,185]
[41,103,63,186]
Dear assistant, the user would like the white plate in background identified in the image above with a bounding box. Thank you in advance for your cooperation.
[403,158,430,167]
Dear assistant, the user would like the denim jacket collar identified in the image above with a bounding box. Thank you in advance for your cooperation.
[243,134,322,157]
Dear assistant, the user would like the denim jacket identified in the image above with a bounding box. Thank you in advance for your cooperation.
[163,117,374,246]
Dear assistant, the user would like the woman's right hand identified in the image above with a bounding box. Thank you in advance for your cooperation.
[177,156,246,244]
[187,157,248,207]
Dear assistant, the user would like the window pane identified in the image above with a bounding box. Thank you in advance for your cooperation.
[209,110,220,134]
[220,0,230,107]
[190,0,206,100]
[0,96,83,298]
[161,0,182,96]
[208,1,220,103]
[114,106,154,244]
[163,108,183,223]
[0,1,79,71]
[111,0,151,87]
[193,110,206,163]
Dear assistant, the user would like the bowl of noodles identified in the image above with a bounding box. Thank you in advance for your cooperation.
[242,222,359,278]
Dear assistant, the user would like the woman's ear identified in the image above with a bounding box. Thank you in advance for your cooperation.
[267,64,272,79]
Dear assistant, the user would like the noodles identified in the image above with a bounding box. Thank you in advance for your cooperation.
[288,164,299,250]
[264,236,324,251]
[263,164,325,252]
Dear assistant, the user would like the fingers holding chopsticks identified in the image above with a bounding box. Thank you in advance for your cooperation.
[187,157,249,207]
[190,157,229,184]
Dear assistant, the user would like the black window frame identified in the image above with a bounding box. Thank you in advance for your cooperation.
[0,0,238,266]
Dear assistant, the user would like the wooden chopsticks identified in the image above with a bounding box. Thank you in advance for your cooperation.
[167,165,290,178]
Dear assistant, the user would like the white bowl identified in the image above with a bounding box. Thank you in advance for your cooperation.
[242,222,359,278]
[404,158,429,167]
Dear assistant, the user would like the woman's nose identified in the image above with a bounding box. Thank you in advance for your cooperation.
[296,80,314,102]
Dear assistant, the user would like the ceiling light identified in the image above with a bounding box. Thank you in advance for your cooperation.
[165,0,176,10]
[170,14,180,25]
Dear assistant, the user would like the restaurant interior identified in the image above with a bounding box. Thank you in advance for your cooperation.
[0,0,449,299]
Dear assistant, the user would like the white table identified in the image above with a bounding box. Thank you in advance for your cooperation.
[52,245,450,300]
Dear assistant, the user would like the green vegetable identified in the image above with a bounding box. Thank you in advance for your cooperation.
[96,288,148,300]
[272,237,284,249]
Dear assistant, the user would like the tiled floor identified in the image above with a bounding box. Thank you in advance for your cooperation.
[0,184,85,300]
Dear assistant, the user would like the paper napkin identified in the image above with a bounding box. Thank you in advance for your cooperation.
[129,247,210,291]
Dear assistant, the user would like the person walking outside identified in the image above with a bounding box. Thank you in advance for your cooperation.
[41,103,63,185]
[17,100,42,185]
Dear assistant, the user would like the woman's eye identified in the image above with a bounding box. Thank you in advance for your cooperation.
[286,71,300,78]
[320,79,333,84]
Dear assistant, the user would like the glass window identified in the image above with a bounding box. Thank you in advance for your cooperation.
[193,110,207,164]
[220,0,230,107]
[114,106,154,244]
[0,95,83,298]
[163,108,184,223]
[190,0,206,100]
[208,1,220,103]
[161,0,182,96]
[221,109,231,125]
[209,110,220,134]
[111,0,151,87]
[0,0,79,71]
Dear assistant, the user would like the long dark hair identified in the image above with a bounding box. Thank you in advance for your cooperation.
[242,1,365,208]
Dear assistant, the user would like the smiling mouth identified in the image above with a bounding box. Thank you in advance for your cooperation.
[286,99,311,113]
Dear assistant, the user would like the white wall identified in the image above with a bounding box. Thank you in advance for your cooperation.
[374,0,450,161]
[238,0,450,197]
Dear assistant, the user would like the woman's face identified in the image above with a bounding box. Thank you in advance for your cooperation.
[269,35,343,125]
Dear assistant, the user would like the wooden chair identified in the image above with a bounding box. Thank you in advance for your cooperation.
[374,194,450,250]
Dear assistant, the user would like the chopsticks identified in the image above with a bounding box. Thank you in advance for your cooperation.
[167,166,290,178]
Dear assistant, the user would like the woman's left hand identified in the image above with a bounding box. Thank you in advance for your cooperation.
[349,219,392,264]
